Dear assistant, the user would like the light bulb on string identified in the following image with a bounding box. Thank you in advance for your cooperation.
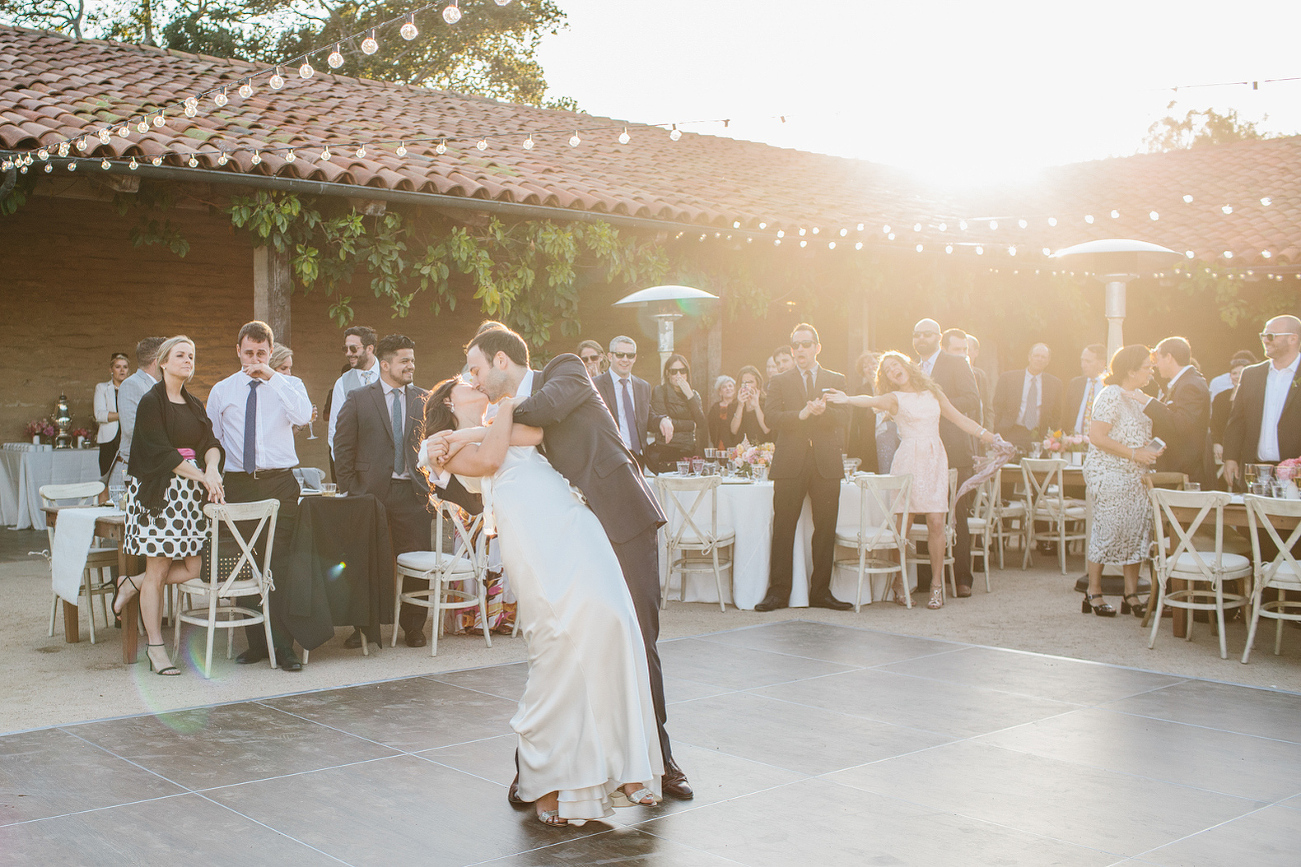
[1261,197,1272,206]
[320,146,331,161]
[443,2,462,24]
[251,151,262,165]
[96,128,110,144]
[839,228,847,237]
[477,139,488,151]
[328,45,345,67]
[670,125,681,141]
[569,132,581,147]
[393,141,407,157]
[975,246,984,255]
[799,228,806,236]
[401,14,418,40]
[776,230,784,238]
[217,153,229,166]
[887,233,895,240]
[1149,211,1160,221]
[945,245,953,254]
[882,225,890,233]
[0,159,10,170]
[67,160,76,171]
[988,220,998,230]
[1047,217,1057,226]
[800,240,807,248]
[619,128,630,144]
[1018,219,1027,228]
[958,220,968,231]
[299,61,314,79]
[284,150,295,163]
[1221,205,1233,214]
[214,88,228,107]
[187,155,198,167]
[184,96,199,117]
[1042,247,1051,256]
[523,135,534,150]
[855,242,863,250]
[239,80,253,98]
[37,148,48,161]
[828,242,836,250]
[1084,214,1094,224]
[57,142,69,157]
[75,136,87,151]
[43,163,52,173]
[937,222,946,232]
[915,244,923,253]
[270,68,285,89]
[1110,209,1120,219]
[152,113,165,128]
[19,164,26,174]
[436,139,447,154]
[356,145,365,157]
[1262,250,1272,258]
[1183,194,1194,203]
[151,156,162,166]
[101,158,110,170]
[361,30,379,54]
[495,0,512,5]
[812,227,820,235]
[1008,246,1017,256]
[912,223,921,232]
[129,157,138,170]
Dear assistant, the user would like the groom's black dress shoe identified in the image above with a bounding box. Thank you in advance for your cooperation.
[810,594,853,611]
[235,648,267,664]
[754,595,789,612]
[662,760,694,800]
[278,648,303,671]
[507,774,531,807]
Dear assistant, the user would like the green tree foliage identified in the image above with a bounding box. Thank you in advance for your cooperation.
[1142,101,1270,153]
[1,0,574,108]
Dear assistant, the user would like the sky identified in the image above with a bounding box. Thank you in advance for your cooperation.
[537,0,1301,188]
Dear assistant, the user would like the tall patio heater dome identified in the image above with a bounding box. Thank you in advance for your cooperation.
[1051,239,1183,360]
[613,285,719,374]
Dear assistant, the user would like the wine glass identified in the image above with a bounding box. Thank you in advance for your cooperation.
[1243,463,1258,491]
[307,404,319,440]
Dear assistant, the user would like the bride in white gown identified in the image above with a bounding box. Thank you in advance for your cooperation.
[420,377,662,826]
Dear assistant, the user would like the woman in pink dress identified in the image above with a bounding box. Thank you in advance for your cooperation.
[825,352,1000,609]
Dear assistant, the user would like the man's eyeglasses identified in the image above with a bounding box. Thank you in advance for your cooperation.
[611,351,636,360]
[913,330,938,338]
[1260,332,1297,341]
[344,345,361,353]
[790,340,816,349]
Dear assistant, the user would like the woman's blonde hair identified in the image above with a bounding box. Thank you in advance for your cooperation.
[156,335,195,382]
[874,350,942,400]
[269,343,293,371]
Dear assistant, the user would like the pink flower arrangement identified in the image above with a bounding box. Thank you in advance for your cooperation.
[1275,457,1301,482]
[1042,429,1087,453]
[24,418,57,438]
[728,440,775,476]
[71,427,93,440]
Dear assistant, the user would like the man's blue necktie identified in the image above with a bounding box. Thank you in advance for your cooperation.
[621,378,641,454]
[243,379,261,473]
[391,388,405,475]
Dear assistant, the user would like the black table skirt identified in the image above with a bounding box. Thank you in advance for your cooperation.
[283,494,394,650]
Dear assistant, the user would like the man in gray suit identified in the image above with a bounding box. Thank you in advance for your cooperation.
[431,327,693,803]
[592,335,671,460]
[333,333,433,648]
[115,336,165,469]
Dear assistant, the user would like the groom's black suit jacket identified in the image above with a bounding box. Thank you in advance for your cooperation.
[512,354,666,544]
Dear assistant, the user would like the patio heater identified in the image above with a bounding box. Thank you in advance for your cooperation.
[1051,239,1183,360]
[1051,239,1182,598]
[612,285,719,377]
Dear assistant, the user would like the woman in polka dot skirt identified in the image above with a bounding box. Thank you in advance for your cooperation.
[114,336,225,676]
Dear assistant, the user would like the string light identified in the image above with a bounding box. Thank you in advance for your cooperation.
[75,137,87,151]
[1149,211,1159,220]
[670,125,682,141]
[251,151,262,165]
[217,153,229,166]
[1110,209,1120,218]
[1017,219,1027,228]
[436,140,447,154]
[569,132,581,147]
[269,68,285,90]
[442,2,462,24]
[1183,194,1194,203]
[238,80,253,98]
[522,135,534,150]
[1084,215,1094,224]
[356,145,366,157]
[151,156,162,166]
[395,141,407,157]
[1221,205,1233,214]
[67,160,76,171]
[129,157,138,170]
[214,88,228,107]
[57,142,68,157]
[37,148,48,161]
[184,97,198,117]
[989,220,998,230]
[299,61,315,79]
[328,45,345,68]
[1261,197,1272,206]
[43,163,51,173]
[361,30,379,54]
[477,139,488,151]
[401,14,419,40]
[101,158,110,169]
[188,155,199,167]
[320,145,331,161]
[284,150,295,163]
[619,128,630,144]
[1047,217,1057,226]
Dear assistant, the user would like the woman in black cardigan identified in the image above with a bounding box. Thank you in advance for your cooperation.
[648,354,709,472]
[112,336,224,676]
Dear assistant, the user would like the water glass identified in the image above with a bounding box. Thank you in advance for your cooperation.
[1184,482,1200,492]
[691,457,706,475]
[676,460,691,476]
[320,483,338,497]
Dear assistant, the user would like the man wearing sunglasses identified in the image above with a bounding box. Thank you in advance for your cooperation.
[756,324,853,612]
[1223,314,1301,489]
[326,325,379,460]
[593,336,672,461]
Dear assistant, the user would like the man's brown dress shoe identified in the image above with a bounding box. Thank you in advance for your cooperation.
[661,760,694,800]
[405,631,427,648]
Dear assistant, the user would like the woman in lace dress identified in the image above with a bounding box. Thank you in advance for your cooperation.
[1082,345,1165,617]
[826,352,1001,609]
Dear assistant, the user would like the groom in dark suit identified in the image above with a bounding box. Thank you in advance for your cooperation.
[756,323,853,612]
[333,333,436,648]
[456,327,693,802]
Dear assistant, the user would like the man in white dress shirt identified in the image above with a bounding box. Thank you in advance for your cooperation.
[115,336,165,468]
[1064,344,1108,436]
[206,320,314,671]
[327,325,380,458]
[1224,315,1301,488]
[592,336,671,463]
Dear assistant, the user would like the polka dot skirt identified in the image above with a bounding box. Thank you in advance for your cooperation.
[124,473,210,559]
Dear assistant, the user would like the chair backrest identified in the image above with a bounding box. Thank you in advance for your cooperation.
[658,475,723,549]
[1244,494,1301,589]
[1145,472,1188,491]
[1149,488,1232,581]
[1020,458,1067,518]
[971,474,997,527]
[202,499,280,594]
[39,482,107,546]
[851,473,911,551]
[429,495,485,572]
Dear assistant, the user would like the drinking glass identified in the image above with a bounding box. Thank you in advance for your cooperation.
[307,404,319,440]
[676,460,691,476]
[320,483,338,497]
[1029,443,1042,459]
[1184,482,1201,492]
[691,457,705,475]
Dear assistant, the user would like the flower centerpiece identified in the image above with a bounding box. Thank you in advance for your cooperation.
[1275,457,1301,498]
[24,418,56,444]
[1042,429,1088,464]
[71,427,93,448]
[729,440,775,480]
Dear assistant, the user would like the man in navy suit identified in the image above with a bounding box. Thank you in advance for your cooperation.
[592,335,671,462]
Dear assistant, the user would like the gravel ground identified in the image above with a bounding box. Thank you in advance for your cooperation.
[2,534,1297,735]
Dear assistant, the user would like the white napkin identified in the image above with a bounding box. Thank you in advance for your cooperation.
[50,507,121,605]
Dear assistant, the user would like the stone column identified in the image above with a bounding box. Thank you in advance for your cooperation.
[253,245,292,346]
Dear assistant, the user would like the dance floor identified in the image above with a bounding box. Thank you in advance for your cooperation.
[2,620,1299,865]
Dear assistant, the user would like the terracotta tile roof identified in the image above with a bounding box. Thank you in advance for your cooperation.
[2,24,1300,268]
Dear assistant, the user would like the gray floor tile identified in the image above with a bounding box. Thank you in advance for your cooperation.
[668,691,951,775]
[697,620,955,667]
[827,739,1259,857]
[264,677,518,752]
[418,733,518,786]
[206,754,607,866]
[427,661,528,701]
[637,777,1116,867]
[0,793,339,866]
[657,639,857,690]
[1141,804,1301,866]
[69,702,397,790]
[664,674,733,704]
[980,707,1301,802]
[880,645,1186,704]
[756,667,1080,737]
[1101,680,1301,743]
[478,827,746,865]
[0,728,183,825]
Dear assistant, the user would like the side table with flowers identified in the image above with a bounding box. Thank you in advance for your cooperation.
[25,418,57,445]
[1043,429,1088,465]
[1275,457,1301,498]
[729,440,775,481]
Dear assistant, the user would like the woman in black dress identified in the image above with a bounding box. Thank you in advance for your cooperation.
[113,336,224,676]
[729,365,770,446]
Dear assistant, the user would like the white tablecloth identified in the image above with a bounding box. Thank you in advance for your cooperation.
[50,507,122,605]
[657,477,913,610]
[0,447,102,530]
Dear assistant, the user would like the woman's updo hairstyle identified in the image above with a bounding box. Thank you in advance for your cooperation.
[1104,344,1151,387]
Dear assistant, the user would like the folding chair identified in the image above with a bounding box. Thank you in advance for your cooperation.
[967,475,997,592]
[40,482,116,643]
[1241,495,1301,663]
[394,496,491,656]
[833,474,912,611]
[1021,458,1086,573]
[658,475,735,611]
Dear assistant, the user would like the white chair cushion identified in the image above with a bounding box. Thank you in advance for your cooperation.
[179,577,263,595]
[397,550,475,574]
[669,529,735,548]
[836,527,896,548]
[995,502,1026,516]
[1169,551,1252,577]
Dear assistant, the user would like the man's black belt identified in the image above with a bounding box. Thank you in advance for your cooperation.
[226,468,295,479]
